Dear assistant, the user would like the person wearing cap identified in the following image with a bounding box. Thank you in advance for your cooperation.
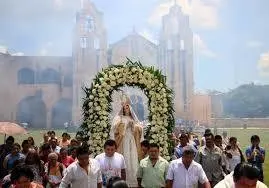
[166,146,210,188]
[174,133,198,159]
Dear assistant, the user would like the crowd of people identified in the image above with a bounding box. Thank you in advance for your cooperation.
[0,129,267,188]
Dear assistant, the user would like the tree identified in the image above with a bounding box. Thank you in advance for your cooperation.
[222,84,269,118]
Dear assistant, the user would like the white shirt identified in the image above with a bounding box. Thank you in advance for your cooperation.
[166,158,208,188]
[59,159,102,188]
[215,172,268,188]
[95,152,126,184]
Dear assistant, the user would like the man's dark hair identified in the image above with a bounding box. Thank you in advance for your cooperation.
[10,165,34,183]
[214,135,222,140]
[233,163,260,182]
[50,137,57,142]
[141,140,150,148]
[62,132,68,137]
[13,143,21,149]
[107,176,128,188]
[204,133,215,140]
[149,143,159,149]
[251,135,260,142]
[76,146,89,156]
[60,147,68,153]
[6,136,14,143]
[22,139,29,147]
[41,143,51,151]
[70,146,78,152]
[182,146,195,156]
[51,131,56,135]
[204,128,211,135]
[229,137,237,142]
[104,139,117,149]
[204,133,214,140]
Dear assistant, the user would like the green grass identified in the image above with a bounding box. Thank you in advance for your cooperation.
[0,128,268,185]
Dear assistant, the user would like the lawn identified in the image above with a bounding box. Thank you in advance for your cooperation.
[0,128,268,185]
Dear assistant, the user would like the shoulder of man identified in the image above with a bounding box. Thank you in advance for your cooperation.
[192,160,203,168]
[158,156,169,164]
[114,152,124,159]
[95,152,105,159]
[257,181,268,188]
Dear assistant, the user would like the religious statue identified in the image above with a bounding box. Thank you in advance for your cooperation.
[110,93,144,187]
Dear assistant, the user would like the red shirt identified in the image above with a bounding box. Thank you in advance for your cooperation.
[61,156,75,167]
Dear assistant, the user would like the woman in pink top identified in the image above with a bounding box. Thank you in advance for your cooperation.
[58,133,70,148]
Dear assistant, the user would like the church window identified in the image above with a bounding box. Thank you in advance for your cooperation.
[94,38,100,50]
[83,15,95,32]
[167,39,173,50]
[180,39,185,50]
[80,37,88,48]
[39,68,60,84]
[18,68,35,84]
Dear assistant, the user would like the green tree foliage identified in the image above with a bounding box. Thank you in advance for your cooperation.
[223,83,269,118]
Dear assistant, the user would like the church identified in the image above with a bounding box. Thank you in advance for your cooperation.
[0,0,197,129]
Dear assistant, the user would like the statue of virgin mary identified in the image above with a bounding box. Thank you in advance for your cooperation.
[110,93,144,187]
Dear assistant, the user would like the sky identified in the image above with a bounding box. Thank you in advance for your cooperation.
[0,0,269,92]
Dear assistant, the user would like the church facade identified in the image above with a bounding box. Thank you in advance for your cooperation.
[0,1,194,128]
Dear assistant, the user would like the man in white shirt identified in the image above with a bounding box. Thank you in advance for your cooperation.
[166,146,211,188]
[95,139,126,187]
[215,162,268,188]
[59,146,102,188]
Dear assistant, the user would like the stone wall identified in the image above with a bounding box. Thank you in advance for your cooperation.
[211,118,269,128]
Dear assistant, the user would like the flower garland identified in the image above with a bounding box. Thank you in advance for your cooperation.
[80,59,175,160]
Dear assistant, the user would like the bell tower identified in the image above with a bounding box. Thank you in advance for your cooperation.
[158,3,193,119]
[72,0,108,125]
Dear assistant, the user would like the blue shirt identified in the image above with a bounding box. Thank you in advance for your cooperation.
[174,144,198,159]
[5,153,25,170]
[245,146,265,170]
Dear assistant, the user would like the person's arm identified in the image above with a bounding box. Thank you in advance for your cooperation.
[137,161,143,188]
[166,180,173,188]
[3,156,8,169]
[259,148,265,163]
[59,167,72,188]
[165,163,174,188]
[201,181,211,188]
[198,165,210,188]
[194,150,201,163]
[121,169,126,181]
[246,147,254,162]
[121,156,127,181]
[97,165,103,188]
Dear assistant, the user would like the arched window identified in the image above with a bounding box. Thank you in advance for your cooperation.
[17,68,35,84]
[51,98,72,128]
[16,96,47,128]
[39,68,60,84]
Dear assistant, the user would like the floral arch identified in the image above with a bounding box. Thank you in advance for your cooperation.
[80,59,175,160]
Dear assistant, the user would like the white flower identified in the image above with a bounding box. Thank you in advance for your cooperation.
[111,81,116,87]
[92,89,96,94]
[114,68,120,73]
[131,67,137,73]
[89,95,94,100]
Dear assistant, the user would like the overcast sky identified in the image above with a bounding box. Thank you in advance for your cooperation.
[0,0,269,92]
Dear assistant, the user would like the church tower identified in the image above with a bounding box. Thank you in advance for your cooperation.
[72,0,108,125]
[158,3,193,119]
